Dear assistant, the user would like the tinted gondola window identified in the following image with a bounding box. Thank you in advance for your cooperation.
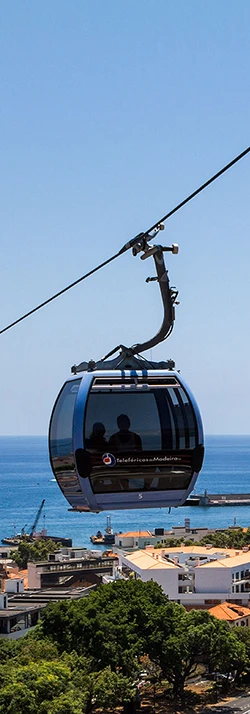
[85,392,162,451]
[166,387,186,448]
[83,382,199,496]
[178,387,196,448]
[49,380,81,489]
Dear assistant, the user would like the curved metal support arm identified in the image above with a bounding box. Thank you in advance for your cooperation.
[71,236,178,373]
[129,246,177,355]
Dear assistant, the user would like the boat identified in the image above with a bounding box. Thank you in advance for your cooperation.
[90,516,116,545]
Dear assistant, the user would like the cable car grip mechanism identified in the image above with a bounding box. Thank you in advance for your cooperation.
[72,226,179,374]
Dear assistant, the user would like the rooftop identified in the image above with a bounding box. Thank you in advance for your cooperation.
[0,603,45,618]
[123,545,250,571]
[209,601,250,621]
[124,551,180,570]
[6,569,28,588]
[117,531,152,538]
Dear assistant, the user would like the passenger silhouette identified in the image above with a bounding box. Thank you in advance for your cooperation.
[109,414,142,452]
[89,422,107,451]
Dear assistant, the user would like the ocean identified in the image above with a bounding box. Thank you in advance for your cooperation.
[1,435,250,548]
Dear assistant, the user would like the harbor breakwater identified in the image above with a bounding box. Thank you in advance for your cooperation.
[185,492,250,507]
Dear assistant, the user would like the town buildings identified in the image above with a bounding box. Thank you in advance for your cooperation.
[0,546,118,639]
[114,524,218,550]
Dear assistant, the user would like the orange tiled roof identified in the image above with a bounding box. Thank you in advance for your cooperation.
[209,601,250,621]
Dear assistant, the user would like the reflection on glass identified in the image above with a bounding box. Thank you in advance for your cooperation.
[91,467,191,494]
[50,379,81,486]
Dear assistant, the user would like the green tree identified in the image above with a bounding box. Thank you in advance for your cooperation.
[154,537,183,548]
[200,528,250,550]
[10,539,62,569]
[39,692,87,714]
[151,609,216,698]
[0,682,36,714]
[40,579,170,675]
[16,636,59,664]
[0,653,92,714]
[209,622,247,680]
[92,667,134,712]
[0,639,19,663]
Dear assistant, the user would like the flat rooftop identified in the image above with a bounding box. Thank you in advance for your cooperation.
[123,545,250,570]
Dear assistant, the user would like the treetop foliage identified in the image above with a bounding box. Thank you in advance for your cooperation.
[1,579,250,712]
[10,539,63,569]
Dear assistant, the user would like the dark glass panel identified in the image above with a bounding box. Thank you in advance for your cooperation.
[50,379,81,477]
[84,383,199,496]
[91,467,191,493]
[178,387,197,448]
[85,392,162,452]
[167,387,186,448]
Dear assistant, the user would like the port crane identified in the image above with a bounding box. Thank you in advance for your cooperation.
[29,499,45,537]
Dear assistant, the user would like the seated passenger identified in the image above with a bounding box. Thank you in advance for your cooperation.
[109,414,142,452]
[88,422,107,451]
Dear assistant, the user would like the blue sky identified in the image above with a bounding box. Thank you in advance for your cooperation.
[1,1,249,435]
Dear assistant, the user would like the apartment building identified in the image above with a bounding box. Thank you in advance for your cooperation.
[28,547,118,589]
[118,545,250,607]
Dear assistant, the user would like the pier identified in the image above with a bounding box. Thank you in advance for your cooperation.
[184,492,250,507]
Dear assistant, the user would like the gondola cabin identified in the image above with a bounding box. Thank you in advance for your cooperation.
[49,369,204,513]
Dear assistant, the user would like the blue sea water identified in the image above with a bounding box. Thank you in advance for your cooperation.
[0,435,250,547]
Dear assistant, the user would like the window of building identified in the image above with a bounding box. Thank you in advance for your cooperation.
[236,572,239,580]
[205,599,221,605]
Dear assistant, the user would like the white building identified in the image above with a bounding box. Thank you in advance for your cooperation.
[118,545,250,607]
[114,526,216,551]
[5,578,24,595]
[114,531,165,550]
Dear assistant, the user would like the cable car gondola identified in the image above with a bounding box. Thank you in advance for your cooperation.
[49,228,204,512]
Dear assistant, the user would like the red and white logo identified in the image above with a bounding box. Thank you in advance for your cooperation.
[102,453,116,467]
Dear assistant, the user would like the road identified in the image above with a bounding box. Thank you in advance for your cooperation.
[203,692,250,714]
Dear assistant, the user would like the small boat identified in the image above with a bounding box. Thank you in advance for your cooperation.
[90,516,116,545]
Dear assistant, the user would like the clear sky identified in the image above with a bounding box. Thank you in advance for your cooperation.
[1,1,249,435]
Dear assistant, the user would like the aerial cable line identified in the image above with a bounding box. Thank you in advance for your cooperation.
[1,145,249,336]
[0,251,122,336]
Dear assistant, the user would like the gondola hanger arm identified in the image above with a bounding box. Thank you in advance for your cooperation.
[72,228,179,373]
